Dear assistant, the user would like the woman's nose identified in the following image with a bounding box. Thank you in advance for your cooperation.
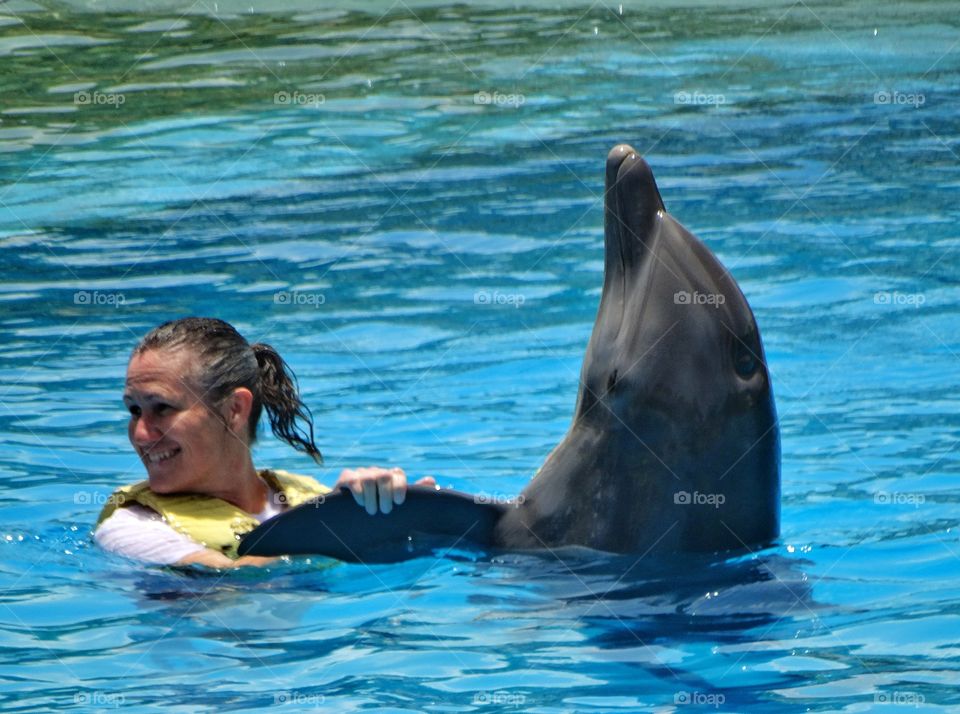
[132,415,161,444]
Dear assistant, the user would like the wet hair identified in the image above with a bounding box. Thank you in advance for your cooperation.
[133,317,322,462]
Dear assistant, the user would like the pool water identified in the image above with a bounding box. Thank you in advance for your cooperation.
[2,1,960,711]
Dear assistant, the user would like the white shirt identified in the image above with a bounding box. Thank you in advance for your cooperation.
[94,483,286,565]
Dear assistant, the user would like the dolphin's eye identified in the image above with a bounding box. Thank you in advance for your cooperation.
[734,341,759,378]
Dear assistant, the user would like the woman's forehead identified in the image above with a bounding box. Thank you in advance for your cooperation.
[125,349,197,394]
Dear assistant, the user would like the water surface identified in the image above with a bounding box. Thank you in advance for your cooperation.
[2,1,959,711]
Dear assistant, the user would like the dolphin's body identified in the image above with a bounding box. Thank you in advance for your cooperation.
[239,144,780,563]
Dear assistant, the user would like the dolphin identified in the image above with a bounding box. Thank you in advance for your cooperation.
[493,144,780,554]
[239,144,780,562]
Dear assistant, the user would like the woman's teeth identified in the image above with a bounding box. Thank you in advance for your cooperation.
[145,448,179,464]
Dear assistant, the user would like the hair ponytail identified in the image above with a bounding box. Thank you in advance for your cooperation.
[251,342,323,463]
[134,317,322,463]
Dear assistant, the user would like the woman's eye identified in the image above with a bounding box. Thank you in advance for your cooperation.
[155,404,173,415]
[128,405,141,417]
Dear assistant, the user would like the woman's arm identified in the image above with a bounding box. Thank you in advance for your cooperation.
[176,549,276,568]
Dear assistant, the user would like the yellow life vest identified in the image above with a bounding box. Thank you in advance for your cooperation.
[94,468,330,559]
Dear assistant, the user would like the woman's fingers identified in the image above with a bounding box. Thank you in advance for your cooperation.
[377,472,394,514]
[335,466,413,515]
[335,468,365,509]
[361,475,378,515]
[391,467,406,507]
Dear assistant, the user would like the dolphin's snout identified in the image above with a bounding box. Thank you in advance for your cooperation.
[606,143,634,180]
[608,148,666,274]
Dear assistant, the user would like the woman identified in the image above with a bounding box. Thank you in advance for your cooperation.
[94,317,432,568]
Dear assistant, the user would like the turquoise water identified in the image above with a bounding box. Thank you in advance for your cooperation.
[2,1,960,711]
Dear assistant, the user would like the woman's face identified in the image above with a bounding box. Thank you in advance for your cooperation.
[124,348,244,495]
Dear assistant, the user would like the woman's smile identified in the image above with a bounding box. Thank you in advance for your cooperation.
[141,446,181,467]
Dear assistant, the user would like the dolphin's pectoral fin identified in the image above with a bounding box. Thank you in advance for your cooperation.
[238,486,507,564]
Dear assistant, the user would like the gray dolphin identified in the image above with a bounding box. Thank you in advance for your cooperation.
[493,144,779,554]
[240,144,780,562]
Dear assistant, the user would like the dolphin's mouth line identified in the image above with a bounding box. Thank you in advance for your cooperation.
[613,178,629,341]
[610,210,662,356]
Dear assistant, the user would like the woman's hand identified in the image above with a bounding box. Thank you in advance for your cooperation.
[334,466,436,515]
